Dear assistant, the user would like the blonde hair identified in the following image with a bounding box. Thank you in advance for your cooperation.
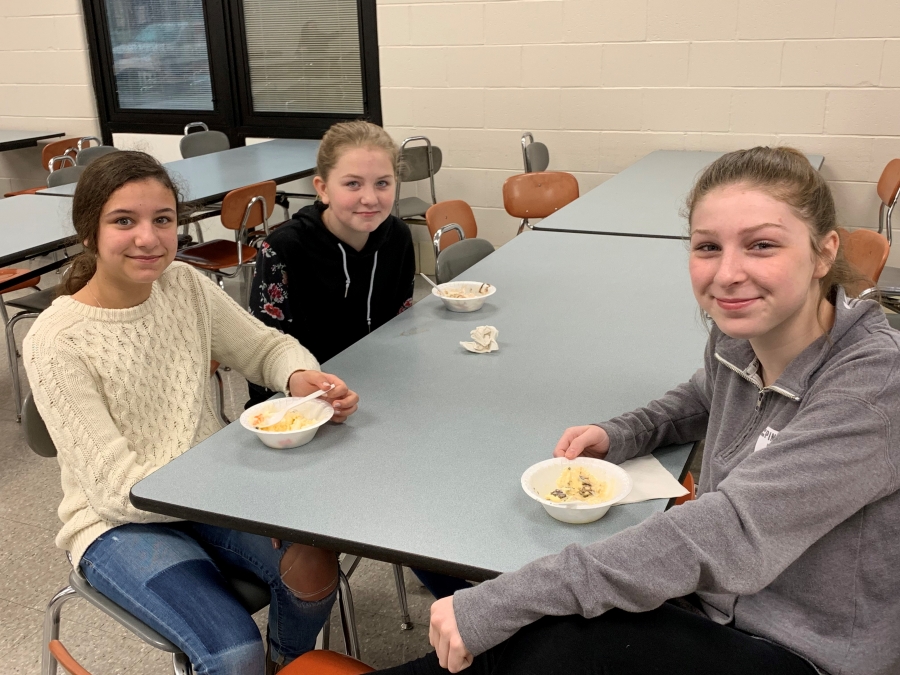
[316,121,400,181]
[685,146,864,301]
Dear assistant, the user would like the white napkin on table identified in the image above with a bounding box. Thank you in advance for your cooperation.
[461,325,499,353]
[616,455,690,504]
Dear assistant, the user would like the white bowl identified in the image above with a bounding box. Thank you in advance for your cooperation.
[521,457,633,524]
[432,281,496,312]
[240,397,334,449]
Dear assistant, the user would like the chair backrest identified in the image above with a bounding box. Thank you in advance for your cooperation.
[521,133,550,173]
[47,164,86,188]
[180,129,230,159]
[42,138,80,171]
[75,145,119,166]
[502,171,579,220]
[425,200,477,252]
[435,237,494,284]
[178,122,231,159]
[221,181,277,231]
[22,393,57,458]
[838,227,890,292]
[877,159,900,208]
[398,142,443,183]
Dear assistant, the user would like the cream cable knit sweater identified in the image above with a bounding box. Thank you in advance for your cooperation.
[23,262,319,567]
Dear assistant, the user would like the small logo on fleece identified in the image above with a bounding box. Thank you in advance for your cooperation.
[754,426,780,452]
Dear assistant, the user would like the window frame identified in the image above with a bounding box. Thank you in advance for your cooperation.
[81,0,382,147]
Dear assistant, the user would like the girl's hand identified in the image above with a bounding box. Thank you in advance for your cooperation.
[429,597,473,673]
[552,425,610,460]
[288,370,359,423]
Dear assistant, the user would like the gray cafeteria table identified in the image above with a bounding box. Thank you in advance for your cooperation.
[533,150,826,239]
[132,230,708,580]
[0,129,65,152]
[0,195,75,292]
[37,138,320,203]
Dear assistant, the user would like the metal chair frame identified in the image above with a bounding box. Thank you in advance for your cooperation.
[48,150,77,173]
[432,223,466,263]
[393,136,438,221]
[76,137,101,152]
[183,121,209,134]
[48,155,76,173]
[878,186,899,246]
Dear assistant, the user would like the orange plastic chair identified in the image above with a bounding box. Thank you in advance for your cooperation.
[837,227,890,297]
[877,159,900,245]
[281,650,374,675]
[425,200,478,259]
[176,180,276,302]
[674,471,696,507]
[3,137,84,197]
[502,171,579,235]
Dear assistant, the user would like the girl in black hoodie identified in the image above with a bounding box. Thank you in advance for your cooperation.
[247,121,471,601]
[247,121,415,407]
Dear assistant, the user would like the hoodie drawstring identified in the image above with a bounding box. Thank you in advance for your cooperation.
[338,243,378,333]
[367,251,378,332]
[338,243,350,298]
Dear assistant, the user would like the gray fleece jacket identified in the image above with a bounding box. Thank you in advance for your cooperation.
[453,290,900,675]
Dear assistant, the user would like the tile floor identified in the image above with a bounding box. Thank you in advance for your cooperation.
[0,269,703,674]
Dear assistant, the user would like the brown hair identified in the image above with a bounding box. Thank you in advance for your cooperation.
[63,151,183,295]
[315,120,400,182]
[685,146,865,301]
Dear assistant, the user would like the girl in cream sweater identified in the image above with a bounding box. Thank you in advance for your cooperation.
[23,151,358,675]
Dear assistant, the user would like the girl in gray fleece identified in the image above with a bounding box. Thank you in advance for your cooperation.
[376,148,900,675]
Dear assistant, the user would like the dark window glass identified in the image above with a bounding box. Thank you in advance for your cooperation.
[104,0,214,110]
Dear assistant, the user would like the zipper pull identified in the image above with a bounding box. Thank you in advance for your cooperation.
[756,389,765,410]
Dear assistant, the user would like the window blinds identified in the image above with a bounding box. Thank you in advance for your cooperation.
[242,0,365,115]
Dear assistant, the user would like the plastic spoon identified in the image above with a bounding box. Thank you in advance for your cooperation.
[254,385,335,429]
[419,273,445,296]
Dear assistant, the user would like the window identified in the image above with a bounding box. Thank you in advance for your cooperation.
[81,0,381,144]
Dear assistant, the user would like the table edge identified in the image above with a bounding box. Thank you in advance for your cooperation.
[0,132,65,152]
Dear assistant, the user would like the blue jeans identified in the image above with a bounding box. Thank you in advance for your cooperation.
[80,522,336,675]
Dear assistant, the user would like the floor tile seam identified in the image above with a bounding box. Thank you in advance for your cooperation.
[0,514,58,534]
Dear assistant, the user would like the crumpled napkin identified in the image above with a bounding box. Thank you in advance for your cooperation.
[461,325,499,353]
[616,455,690,504]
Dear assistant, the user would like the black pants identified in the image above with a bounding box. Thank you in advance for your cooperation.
[374,602,818,675]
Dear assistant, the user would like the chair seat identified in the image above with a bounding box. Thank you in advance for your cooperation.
[3,186,43,198]
[0,268,41,295]
[878,265,900,288]
[5,284,58,311]
[281,650,374,675]
[176,240,257,271]
[68,565,270,652]
[398,196,432,220]
[68,569,181,652]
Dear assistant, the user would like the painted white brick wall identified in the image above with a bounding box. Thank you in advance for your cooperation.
[377,0,900,257]
[0,0,101,195]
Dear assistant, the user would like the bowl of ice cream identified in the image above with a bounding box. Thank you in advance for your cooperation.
[432,281,495,312]
[240,397,334,449]
[521,457,632,524]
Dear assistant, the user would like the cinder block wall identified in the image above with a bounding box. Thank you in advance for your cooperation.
[0,0,101,195]
[377,0,900,248]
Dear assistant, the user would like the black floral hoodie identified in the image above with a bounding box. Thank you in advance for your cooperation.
[247,202,415,407]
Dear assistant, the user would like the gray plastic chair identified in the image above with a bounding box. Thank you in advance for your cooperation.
[521,132,549,173]
[435,237,495,284]
[5,286,59,421]
[75,145,120,166]
[23,392,363,671]
[180,122,230,159]
[47,165,86,188]
[22,393,271,675]
[394,136,443,221]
